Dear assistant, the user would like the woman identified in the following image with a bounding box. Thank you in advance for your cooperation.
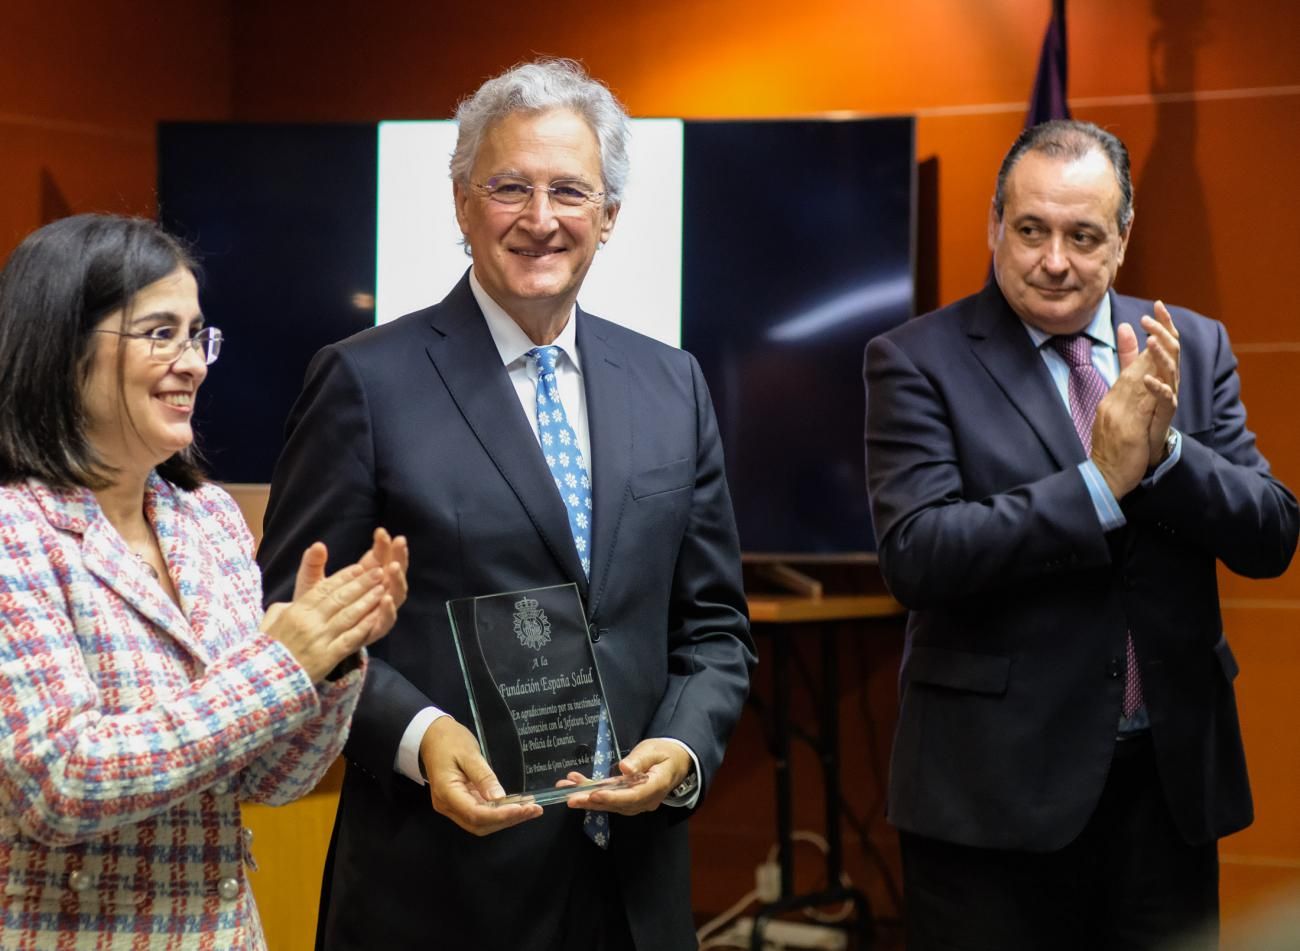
[0,214,407,948]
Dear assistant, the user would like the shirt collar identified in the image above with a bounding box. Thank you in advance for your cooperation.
[468,268,581,372]
[1021,291,1115,352]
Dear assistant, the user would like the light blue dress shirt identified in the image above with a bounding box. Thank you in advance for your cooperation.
[1020,293,1182,532]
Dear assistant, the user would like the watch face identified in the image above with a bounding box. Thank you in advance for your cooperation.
[673,771,699,797]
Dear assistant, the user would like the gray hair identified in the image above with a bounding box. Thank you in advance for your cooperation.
[993,119,1134,232]
[449,58,631,207]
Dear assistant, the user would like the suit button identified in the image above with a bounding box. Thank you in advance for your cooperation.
[591,627,608,643]
[68,869,93,892]
[212,778,231,795]
[1106,658,1123,679]
[242,827,254,847]
[218,877,241,901]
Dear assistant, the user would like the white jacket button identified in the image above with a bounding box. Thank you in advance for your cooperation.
[217,877,240,901]
[68,870,93,892]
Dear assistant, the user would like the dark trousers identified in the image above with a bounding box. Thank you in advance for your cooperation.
[558,831,638,951]
[317,809,637,951]
[900,734,1219,951]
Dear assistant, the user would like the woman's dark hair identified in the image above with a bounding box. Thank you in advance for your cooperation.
[0,213,206,490]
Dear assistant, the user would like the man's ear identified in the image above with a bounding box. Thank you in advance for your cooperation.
[1116,213,1134,267]
[453,182,470,237]
[599,202,621,245]
[987,198,1001,253]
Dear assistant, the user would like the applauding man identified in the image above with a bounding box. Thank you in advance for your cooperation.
[864,120,1297,950]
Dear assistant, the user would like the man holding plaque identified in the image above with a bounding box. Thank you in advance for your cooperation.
[258,58,755,951]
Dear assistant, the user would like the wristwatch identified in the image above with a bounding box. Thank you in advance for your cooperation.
[671,764,700,800]
[1160,428,1177,464]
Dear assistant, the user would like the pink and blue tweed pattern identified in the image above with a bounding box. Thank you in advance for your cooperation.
[0,475,364,949]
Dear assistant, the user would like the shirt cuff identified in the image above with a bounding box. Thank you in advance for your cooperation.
[657,737,702,809]
[1078,460,1126,532]
[1143,429,1183,485]
[395,705,450,785]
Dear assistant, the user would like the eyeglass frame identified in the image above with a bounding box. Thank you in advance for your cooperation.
[469,175,607,211]
[92,326,224,366]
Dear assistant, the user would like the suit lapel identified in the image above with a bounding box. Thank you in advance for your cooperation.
[43,482,203,656]
[576,310,630,619]
[966,282,1084,469]
[424,276,589,593]
[1109,290,1151,359]
[145,476,214,659]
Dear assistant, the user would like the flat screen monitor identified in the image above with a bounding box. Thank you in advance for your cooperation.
[682,118,915,556]
[158,123,378,484]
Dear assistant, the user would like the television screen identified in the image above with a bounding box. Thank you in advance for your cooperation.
[158,123,378,484]
[682,118,915,556]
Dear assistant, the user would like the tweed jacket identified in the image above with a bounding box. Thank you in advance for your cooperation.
[0,475,363,950]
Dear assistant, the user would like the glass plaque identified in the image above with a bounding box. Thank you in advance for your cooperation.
[447,583,643,806]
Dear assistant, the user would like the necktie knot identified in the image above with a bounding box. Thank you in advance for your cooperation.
[1049,333,1094,369]
[530,345,561,377]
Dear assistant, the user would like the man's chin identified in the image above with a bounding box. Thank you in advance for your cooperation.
[504,276,574,302]
[1018,298,1094,334]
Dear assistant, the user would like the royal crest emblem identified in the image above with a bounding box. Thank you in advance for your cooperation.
[513,596,552,650]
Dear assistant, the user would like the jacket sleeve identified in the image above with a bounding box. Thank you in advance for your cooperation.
[1124,318,1298,578]
[257,344,433,791]
[0,495,327,846]
[644,354,756,795]
[193,487,367,806]
[864,333,1114,610]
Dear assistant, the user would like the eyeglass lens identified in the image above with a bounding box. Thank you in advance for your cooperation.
[484,178,597,207]
[154,329,222,365]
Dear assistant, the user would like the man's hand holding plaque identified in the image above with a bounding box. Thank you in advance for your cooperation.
[559,738,690,815]
[419,717,543,835]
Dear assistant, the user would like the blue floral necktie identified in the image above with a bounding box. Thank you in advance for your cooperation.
[529,346,612,848]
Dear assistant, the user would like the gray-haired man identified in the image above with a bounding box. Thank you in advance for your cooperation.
[259,59,754,950]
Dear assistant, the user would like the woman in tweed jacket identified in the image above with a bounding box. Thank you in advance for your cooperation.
[0,215,408,949]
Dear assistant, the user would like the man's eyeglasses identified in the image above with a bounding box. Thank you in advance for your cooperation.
[94,326,224,365]
[471,176,605,211]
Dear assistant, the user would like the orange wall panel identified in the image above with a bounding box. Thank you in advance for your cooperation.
[0,2,232,257]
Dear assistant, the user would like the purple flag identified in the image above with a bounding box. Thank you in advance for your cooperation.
[1027,0,1070,126]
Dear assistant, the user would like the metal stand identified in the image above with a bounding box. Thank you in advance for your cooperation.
[750,621,873,950]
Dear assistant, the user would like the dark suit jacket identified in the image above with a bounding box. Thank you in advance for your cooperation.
[864,283,1297,853]
[258,275,755,950]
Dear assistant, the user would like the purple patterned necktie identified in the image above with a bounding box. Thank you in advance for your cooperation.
[1049,334,1144,718]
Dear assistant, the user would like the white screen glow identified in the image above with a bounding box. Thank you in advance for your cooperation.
[376,119,684,347]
